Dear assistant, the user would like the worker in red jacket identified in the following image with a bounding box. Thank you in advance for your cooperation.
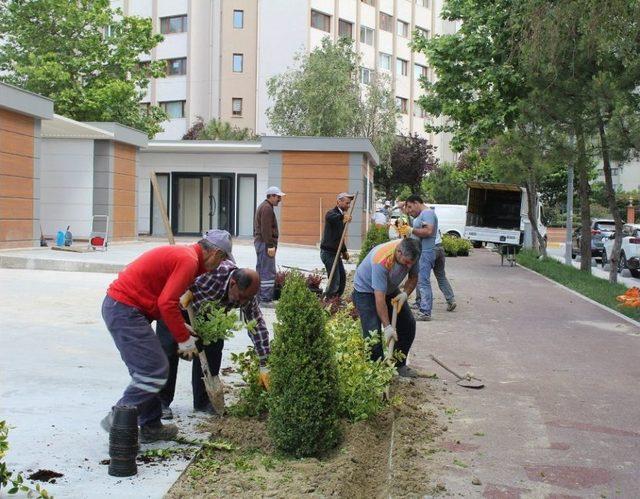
[100,230,232,442]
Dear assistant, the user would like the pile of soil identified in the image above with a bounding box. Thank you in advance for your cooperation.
[167,378,443,497]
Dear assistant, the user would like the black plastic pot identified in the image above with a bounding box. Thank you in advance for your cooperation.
[108,405,138,477]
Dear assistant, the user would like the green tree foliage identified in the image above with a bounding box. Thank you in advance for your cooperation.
[358,225,390,264]
[0,0,166,137]
[267,273,341,457]
[422,163,468,205]
[183,117,259,141]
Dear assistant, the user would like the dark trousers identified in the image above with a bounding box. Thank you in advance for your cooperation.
[320,249,346,297]
[102,296,168,427]
[255,241,276,302]
[156,317,224,410]
[351,290,416,367]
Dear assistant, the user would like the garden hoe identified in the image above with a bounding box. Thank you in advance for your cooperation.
[383,293,406,400]
[429,354,484,389]
[180,291,226,415]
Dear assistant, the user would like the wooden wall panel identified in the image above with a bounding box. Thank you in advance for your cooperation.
[0,152,33,178]
[0,109,35,136]
[110,145,137,239]
[282,151,349,166]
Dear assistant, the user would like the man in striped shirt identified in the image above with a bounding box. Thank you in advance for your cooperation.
[157,259,271,415]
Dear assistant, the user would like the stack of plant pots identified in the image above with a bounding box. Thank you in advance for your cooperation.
[108,406,139,477]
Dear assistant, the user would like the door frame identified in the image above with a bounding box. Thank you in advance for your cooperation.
[149,172,170,236]
[236,173,257,237]
[171,172,236,236]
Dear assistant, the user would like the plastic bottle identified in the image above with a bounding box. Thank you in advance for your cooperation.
[56,231,65,246]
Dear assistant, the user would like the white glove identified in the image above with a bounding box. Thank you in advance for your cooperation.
[177,335,198,361]
[383,324,397,346]
[392,292,408,308]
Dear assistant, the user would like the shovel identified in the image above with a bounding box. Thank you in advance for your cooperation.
[181,292,225,415]
[383,293,407,399]
[429,354,484,389]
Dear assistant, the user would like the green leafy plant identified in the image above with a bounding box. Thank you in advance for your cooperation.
[193,301,243,345]
[1,421,51,498]
[227,348,269,418]
[325,310,396,421]
[358,225,390,264]
[441,235,472,257]
[268,272,342,457]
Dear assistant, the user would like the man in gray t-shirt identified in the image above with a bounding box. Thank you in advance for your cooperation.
[405,195,438,320]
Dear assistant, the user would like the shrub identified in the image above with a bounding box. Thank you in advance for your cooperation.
[358,225,390,264]
[325,310,396,421]
[267,273,342,457]
[455,238,472,256]
[227,347,269,418]
[193,301,243,345]
[441,235,472,257]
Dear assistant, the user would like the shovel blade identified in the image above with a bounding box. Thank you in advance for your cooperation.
[203,374,225,414]
[456,379,484,389]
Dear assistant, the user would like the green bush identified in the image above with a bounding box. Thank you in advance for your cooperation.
[227,347,269,418]
[325,309,396,421]
[441,235,472,257]
[358,225,390,264]
[455,238,472,256]
[267,273,342,457]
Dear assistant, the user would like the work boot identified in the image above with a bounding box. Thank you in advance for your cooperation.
[139,421,178,443]
[414,311,432,321]
[161,406,173,420]
[446,301,457,312]
[397,365,420,378]
[410,302,420,310]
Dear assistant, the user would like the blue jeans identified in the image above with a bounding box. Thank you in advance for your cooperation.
[102,296,169,427]
[352,290,416,367]
[418,249,436,315]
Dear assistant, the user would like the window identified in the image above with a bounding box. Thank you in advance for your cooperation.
[160,100,185,119]
[233,10,244,29]
[232,98,243,116]
[360,25,374,45]
[414,100,427,118]
[397,20,409,38]
[160,15,188,34]
[339,19,353,39]
[395,96,408,114]
[166,57,187,76]
[416,0,429,6]
[379,52,392,71]
[233,53,243,72]
[360,67,373,85]
[414,63,428,80]
[311,10,331,32]
[380,12,393,32]
[415,26,430,39]
[396,58,408,76]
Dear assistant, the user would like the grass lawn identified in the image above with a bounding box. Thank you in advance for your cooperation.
[517,249,640,322]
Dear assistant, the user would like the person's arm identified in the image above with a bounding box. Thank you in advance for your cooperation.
[157,259,199,343]
[403,274,418,296]
[374,290,391,327]
[371,263,391,326]
[242,299,270,365]
[412,223,434,237]
[260,205,275,248]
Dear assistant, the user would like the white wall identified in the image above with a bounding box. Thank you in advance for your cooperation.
[137,150,269,235]
[256,0,308,135]
[155,118,188,140]
[40,139,95,238]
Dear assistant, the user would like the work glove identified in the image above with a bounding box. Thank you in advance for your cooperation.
[341,251,350,261]
[391,292,408,308]
[343,214,352,223]
[258,366,270,390]
[397,224,412,238]
[383,324,397,346]
[177,335,198,361]
[267,247,276,258]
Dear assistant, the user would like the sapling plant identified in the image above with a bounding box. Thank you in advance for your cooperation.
[193,301,243,345]
[227,347,269,417]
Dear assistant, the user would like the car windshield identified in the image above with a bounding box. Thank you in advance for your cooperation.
[595,222,615,232]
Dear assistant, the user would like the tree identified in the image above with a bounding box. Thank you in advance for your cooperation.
[0,0,166,137]
[378,134,438,198]
[183,117,259,141]
[422,163,468,205]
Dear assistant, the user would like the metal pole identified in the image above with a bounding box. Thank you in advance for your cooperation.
[564,161,574,264]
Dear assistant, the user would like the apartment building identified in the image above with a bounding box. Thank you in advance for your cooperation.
[112,0,455,161]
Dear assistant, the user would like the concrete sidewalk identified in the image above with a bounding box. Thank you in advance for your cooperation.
[0,243,336,499]
[409,248,640,497]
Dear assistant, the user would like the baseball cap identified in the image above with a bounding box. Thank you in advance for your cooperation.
[384,200,392,207]
[337,192,355,200]
[266,186,285,196]
[203,229,233,256]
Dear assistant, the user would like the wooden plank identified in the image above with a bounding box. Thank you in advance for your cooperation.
[282,178,348,194]
[0,152,33,177]
[0,175,33,199]
[0,197,32,220]
[0,109,34,136]
[281,163,349,179]
[0,129,34,157]
[282,151,349,166]
[150,171,175,244]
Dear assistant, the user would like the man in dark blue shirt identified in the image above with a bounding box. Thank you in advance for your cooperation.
[320,192,354,297]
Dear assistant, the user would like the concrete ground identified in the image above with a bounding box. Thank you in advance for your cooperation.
[0,241,340,499]
[409,248,640,497]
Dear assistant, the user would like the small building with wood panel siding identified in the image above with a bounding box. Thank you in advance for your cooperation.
[0,83,54,249]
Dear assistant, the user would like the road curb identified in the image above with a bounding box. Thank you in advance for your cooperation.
[0,255,123,274]
[517,263,640,330]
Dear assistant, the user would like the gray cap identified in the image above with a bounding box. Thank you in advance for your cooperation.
[337,192,355,200]
[266,186,285,196]
[203,229,233,256]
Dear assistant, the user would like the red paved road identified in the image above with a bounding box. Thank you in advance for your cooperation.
[408,248,640,498]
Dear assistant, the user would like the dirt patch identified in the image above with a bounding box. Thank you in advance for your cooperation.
[28,469,64,482]
[167,378,443,498]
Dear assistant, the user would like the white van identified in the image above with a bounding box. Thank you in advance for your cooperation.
[388,203,467,238]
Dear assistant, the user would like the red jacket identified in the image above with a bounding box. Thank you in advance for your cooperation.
[107,244,207,342]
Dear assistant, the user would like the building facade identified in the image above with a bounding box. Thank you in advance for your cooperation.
[112,0,456,161]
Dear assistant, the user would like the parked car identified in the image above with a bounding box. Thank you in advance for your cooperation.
[571,219,615,260]
[602,223,640,277]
